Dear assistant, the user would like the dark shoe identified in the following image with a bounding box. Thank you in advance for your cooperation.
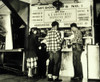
[33,75,39,79]
[71,77,83,80]
[48,78,53,81]
[78,77,83,80]
[41,75,47,79]
[71,77,78,80]
[71,77,75,80]
[54,78,62,81]
[27,76,33,79]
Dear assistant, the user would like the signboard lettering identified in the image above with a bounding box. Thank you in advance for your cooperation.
[30,3,91,28]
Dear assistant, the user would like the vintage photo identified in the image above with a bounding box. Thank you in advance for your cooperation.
[0,0,100,82]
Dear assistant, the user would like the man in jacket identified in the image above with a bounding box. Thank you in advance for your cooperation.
[42,21,64,81]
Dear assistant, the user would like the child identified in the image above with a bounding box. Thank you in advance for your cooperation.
[37,43,49,78]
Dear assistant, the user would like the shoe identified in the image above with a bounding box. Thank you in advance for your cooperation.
[41,75,47,79]
[71,77,78,80]
[27,76,33,79]
[54,78,62,82]
[33,75,39,79]
[78,77,83,80]
[48,78,53,81]
[27,75,33,78]
[71,77,83,80]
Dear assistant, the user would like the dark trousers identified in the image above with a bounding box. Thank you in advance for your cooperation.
[37,59,46,76]
[48,51,61,76]
[72,43,83,78]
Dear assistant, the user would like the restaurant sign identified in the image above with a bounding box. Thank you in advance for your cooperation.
[30,2,91,28]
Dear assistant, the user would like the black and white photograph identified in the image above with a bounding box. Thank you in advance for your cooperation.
[0,0,100,82]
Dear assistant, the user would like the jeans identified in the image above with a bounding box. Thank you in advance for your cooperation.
[48,51,61,76]
[72,43,83,78]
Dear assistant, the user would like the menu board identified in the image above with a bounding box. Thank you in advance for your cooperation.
[29,2,91,28]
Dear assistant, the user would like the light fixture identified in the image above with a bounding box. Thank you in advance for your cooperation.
[52,0,63,10]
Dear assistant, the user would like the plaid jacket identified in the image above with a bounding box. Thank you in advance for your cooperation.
[45,29,63,52]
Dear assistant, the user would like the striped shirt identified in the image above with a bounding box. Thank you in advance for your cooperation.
[45,29,63,52]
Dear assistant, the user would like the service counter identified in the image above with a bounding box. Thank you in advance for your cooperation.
[0,47,88,78]
[60,51,74,77]
[60,47,87,79]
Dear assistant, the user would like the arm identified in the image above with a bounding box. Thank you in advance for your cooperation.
[41,31,49,46]
[41,35,48,43]
[80,27,91,32]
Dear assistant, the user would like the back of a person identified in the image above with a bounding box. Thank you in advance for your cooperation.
[46,29,61,52]
[41,21,63,81]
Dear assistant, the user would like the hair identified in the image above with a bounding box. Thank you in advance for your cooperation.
[30,30,33,35]
[51,21,59,27]
[31,27,38,31]
[41,43,46,49]
[70,23,77,28]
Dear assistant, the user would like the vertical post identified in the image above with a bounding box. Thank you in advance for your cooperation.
[91,0,95,44]
[22,51,25,72]
[24,3,30,73]
[5,14,13,49]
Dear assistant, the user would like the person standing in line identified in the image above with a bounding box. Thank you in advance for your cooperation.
[26,28,39,78]
[70,23,83,80]
[42,21,64,81]
[37,43,49,78]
